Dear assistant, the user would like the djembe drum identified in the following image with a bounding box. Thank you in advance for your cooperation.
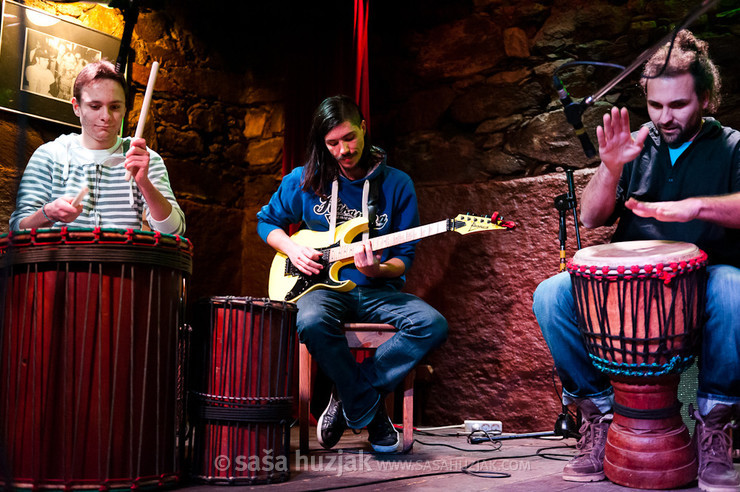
[188,296,297,485]
[0,227,193,490]
[568,240,708,489]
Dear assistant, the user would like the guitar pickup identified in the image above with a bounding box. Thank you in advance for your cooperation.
[285,259,301,276]
[284,250,331,276]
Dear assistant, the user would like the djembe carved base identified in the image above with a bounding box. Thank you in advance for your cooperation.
[604,376,696,489]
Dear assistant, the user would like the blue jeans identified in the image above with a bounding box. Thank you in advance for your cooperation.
[532,265,740,415]
[296,286,448,428]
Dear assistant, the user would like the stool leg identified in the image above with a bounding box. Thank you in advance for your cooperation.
[402,369,414,453]
[299,343,311,455]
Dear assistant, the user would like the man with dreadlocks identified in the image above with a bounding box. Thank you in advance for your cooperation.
[533,30,740,491]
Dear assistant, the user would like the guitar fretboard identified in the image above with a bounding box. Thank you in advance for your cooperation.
[329,219,449,262]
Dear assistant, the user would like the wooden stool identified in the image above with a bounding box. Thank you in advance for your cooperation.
[298,323,415,455]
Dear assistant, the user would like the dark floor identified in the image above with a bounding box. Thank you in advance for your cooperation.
[181,423,735,492]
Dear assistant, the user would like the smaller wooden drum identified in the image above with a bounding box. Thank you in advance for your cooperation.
[188,297,297,485]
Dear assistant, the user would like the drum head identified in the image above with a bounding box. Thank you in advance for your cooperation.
[573,240,700,267]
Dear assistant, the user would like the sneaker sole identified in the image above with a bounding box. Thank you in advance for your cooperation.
[370,429,401,454]
[562,472,605,482]
[316,408,344,449]
[698,478,740,492]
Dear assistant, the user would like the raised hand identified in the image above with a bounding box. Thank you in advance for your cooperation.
[596,106,649,174]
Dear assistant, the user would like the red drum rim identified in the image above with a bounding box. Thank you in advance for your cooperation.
[0,227,193,273]
[567,240,708,282]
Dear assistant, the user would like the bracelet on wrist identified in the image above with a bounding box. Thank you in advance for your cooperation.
[41,203,53,223]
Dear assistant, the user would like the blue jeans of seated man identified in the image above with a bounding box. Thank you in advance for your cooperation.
[296,286,448,429]
[532,265,740,416]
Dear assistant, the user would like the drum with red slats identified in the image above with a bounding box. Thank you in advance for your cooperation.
[0,227,192,490]
[568,240,708,490]
[188,296,297,485]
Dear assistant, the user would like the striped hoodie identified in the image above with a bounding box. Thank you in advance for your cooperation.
[10,134,185,234]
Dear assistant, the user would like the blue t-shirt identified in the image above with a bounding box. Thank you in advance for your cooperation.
[668,141,691,165]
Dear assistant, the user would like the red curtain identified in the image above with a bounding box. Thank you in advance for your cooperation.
[354,0,370,130]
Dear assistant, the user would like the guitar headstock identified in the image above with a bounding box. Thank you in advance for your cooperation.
[450,212,515,235]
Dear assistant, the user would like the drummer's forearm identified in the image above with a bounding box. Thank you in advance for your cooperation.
[138,180,172,221]
[692,193,740,229]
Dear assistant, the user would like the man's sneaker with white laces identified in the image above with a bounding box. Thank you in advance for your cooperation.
[562,399,613,482]
[367,403,400,453]
[317,391,347,449]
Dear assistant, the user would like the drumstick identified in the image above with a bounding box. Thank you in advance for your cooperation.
[71,186,89,208]
[124,61,160,181]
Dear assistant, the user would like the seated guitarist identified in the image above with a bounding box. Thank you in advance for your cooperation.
[257,95,448,453]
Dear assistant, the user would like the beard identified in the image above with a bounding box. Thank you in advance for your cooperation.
[658,116,703,148]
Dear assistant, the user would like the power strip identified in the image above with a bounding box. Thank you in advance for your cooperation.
[464,420,503,434]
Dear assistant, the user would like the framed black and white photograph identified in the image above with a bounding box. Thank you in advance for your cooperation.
[0,0,120,128]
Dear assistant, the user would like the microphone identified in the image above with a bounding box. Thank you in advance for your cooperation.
[553,76,596,159]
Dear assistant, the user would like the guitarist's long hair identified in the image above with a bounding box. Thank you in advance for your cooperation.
[301,95,378,197]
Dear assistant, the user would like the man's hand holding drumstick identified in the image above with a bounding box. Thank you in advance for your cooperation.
[122,61,173,223]
[124,61,159,184]
[20,185,89,229]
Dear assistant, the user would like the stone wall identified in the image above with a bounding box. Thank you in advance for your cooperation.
[1,0,738,432]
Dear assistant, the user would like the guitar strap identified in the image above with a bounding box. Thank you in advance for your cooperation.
[362,177,380,241]
[329,172,380,242]
[329,179,339,236]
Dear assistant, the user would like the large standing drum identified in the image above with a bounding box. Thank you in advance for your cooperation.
[0,227,193,490]
[568,240,708,490]
[188,296,297,485]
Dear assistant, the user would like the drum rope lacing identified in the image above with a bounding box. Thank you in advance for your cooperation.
[567,250,708,285]
[568,252,708,377]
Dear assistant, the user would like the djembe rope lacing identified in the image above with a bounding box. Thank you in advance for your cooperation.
[568,253,708,378]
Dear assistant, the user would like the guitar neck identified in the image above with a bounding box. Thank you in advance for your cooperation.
[329,219,449,262]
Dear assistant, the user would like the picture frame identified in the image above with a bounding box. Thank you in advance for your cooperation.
[0,0,121,128]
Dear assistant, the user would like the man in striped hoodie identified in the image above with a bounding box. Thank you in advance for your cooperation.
[10,60,184,235]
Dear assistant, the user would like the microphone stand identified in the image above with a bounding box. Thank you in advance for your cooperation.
[550,167,582,440]
[111,0,140,75]
[554,167,582,271]
[469,169,584,444]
